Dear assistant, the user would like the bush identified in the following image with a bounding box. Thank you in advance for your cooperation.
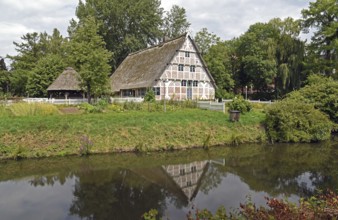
[226,96,252,113]
[265,99,333,142]
[287,75,338,123]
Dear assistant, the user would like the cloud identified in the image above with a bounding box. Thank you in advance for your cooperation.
[0,0,77,58]
[0,0,313,61]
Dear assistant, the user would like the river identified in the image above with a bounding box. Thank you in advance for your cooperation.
[0,141,337,219]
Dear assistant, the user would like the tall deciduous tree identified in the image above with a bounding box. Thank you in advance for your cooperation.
[74,0,163,70]
[67,16,112,103]
[0,58,10,94]
[302,0,338,75]
[194,28,220,56]
[162,5,190,38]
[204,41,236,96]
[8,29,68,96]
[26,54,66,97]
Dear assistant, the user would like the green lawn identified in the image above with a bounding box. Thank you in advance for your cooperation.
[0,108,266,160]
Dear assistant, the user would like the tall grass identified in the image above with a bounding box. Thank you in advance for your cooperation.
[8,102,61,116]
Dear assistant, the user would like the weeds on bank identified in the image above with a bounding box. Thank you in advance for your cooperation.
[143,190,338,220]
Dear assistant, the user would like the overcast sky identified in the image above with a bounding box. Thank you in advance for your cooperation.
[0,0,313,62]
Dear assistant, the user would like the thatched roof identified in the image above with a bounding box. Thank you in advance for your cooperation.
[47,67,81,91]
[111,33,204,92]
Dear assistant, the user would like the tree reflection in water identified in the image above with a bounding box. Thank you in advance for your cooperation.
[0,142,337,219]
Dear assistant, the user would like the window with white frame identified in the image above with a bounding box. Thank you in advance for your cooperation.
[193,81,198,87]
[190,65,195,72]
[181,80,187,86]
[185,51,190,57]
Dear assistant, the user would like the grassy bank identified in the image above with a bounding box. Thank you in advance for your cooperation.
[0,105,265,160]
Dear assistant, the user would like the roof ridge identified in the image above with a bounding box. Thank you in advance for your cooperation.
[128,33,187,57]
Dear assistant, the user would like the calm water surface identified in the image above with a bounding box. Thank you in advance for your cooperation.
[0,141,337,220]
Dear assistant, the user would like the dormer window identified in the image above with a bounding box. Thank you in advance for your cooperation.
[185,51,190,57]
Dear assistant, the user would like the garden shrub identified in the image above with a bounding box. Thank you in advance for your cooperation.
[287,74,338,123]
[265,99,333,142]
[226,96,252,113]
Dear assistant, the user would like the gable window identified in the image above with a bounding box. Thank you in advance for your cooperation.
[153,87,160,95]
[185,51,190,57]
[178,64,184,71]
[193,81,198,87]
[181,80,187,86]
[190,65,195,72]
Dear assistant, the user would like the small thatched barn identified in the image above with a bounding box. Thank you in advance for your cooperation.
[47,67,83,99]
[110,33,216,100]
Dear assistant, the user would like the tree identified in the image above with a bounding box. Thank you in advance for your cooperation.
[0,58,10,94]
[194,28,220,56]
[204,41,235,94]
[162,5,190,38]
[302,0,338,75]
[7,29,68,96]
[74,0,163,70]
[67,16,112,103]
[26,54,65,97]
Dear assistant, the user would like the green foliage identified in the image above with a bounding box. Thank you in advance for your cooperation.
[204,41,235,92]
[302,0,338,76]
[75,0,163,69]
[226,96,252,113]
[194,28,220,56]
[67,16,112,103]
[8,29,68,96]
[287,75,338,123]
[265,99,333,143]
[79,100,108,113]
[215,89,234,99]
[26,54,66,97]
[142,209,158,220]
[144,88,155,103]
[123,101,142,111]
[8,102,61,116]
[162,5,190,38]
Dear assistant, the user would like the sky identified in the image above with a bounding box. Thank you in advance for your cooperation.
[0,0,313,63]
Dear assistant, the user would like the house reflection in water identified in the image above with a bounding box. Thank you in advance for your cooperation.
[162,159,225,201]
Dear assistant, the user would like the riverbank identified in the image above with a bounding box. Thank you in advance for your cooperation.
[0,108,266,160]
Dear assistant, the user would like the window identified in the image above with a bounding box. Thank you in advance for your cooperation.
[180,169,185,175]
[178,64,184,71]
[193,81,198,87]
[122,89,133,97]
[185,51,190,57]
[191,166,197,173]
[181,80,187,86]
[153,87,160,95]
[190,65,195,72]
[187,80,192,87]
[187,181,192,187]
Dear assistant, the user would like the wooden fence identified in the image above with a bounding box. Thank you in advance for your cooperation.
[197,101,226,113]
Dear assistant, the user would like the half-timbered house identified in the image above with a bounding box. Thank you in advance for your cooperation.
[110,34,216,100]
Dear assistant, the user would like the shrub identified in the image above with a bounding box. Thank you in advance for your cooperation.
[287,74,338,123]
[123,101,142,111]
[265,99,333,143]
[79,103,98,113]
[226,96,252,113]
